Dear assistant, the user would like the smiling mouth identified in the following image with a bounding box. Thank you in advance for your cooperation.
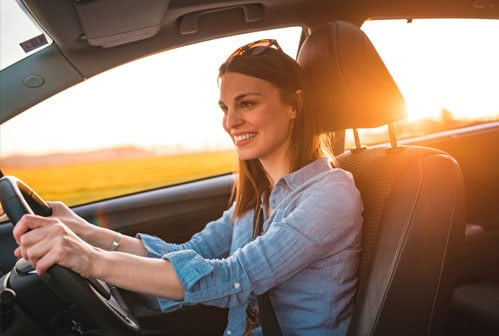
[233,132,257,144]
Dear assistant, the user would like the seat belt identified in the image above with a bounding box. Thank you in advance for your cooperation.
[257,293,283,335]
[253,206,283,335]
[252,160,337,335]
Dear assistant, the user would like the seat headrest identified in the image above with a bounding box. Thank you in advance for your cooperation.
[297,21,406,132]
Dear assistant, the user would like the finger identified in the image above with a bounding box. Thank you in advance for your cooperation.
[24,239,47,262]
[33,247,60,275]
[47,201,64,207]
[17,221,66,267]
[47,201,62,215]
[14,246,22,258]
[25,228,66,274]
[48,201,71,218]
[12,214,31,243]
[16,218,58,251]
[13,214,53,243]
[33,233,94,277]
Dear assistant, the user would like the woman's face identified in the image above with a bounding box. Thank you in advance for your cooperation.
[219,72,296,167]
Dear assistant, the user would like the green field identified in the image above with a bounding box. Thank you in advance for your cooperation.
[4,150,237,206]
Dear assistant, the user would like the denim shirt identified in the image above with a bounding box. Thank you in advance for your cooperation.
[138,157,363,335]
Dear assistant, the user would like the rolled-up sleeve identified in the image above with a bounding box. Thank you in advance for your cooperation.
[161,250,250,308]
[137,205,235,259]
[153,248,251,311]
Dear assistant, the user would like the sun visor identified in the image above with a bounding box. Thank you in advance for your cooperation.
[73,0,170,48]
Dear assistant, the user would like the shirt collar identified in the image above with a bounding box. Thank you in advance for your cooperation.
[269,157,333,207]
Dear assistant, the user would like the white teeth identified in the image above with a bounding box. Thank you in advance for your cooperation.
[234,133,256,142]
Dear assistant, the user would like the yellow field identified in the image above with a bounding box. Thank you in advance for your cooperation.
[4,150,237,206]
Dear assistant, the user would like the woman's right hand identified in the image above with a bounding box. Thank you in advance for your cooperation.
[13,213,100,277]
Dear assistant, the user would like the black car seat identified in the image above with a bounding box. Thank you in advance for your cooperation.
[297,21,466,336]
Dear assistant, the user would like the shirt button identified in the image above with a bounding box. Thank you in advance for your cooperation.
[227,330,232,335]
[233,282,240,289]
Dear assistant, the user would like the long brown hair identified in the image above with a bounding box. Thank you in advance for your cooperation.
[219,47,332,219]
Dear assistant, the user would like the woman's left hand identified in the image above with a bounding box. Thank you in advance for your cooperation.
[13,214,98,277]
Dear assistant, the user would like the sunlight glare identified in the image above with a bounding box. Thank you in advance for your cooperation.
[362,19,499,121]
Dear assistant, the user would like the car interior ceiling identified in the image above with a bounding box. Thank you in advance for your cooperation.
[20,0,499,77]
[1,0,498,335]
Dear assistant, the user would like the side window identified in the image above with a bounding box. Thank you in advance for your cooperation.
[349,19,499,147]
[0,0,52,70]
[0,27,302,206]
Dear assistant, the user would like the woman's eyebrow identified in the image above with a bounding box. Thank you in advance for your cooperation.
[234,92,261,101]
[219,92,262,106]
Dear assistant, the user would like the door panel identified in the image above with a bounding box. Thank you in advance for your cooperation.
[0,173,233,334]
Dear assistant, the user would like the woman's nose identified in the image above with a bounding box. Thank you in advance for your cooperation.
[224,109,243,130]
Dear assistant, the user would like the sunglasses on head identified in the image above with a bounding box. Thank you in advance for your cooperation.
[227,39,282,60]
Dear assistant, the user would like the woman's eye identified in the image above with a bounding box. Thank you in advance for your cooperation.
[240,101,254,108]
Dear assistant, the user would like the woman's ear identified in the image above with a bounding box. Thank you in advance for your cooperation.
[289,90,304,119]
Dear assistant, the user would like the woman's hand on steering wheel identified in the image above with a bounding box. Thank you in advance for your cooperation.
[13,214,102,278]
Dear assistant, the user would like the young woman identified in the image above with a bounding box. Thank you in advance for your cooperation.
[13,39,363,335]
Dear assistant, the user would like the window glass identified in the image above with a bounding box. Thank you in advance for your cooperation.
[0,0,52,70]
[349,19,499,147]
[0,27,302,206]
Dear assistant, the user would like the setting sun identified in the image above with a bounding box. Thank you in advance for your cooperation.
[362,19,499,122]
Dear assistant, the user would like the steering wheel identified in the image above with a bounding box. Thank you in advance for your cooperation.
[0,176,140,335]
